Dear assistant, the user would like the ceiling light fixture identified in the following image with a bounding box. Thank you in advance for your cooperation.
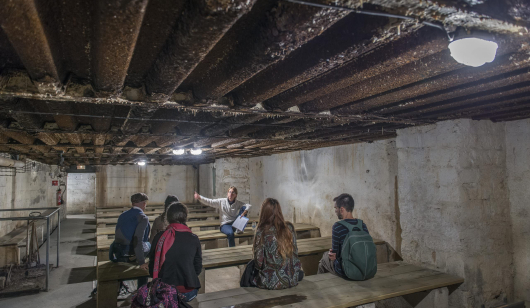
[448,37,498,67]
[190,149,202,155]
[173,149,185,155]
[137,161,146,166]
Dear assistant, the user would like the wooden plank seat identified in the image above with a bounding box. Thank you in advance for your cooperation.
[96,211,219,219]
[191,261,464,308]
[96,223,321,261]
[96,213,219,227]
[96,208,215,217]
[95,236,389,308]
[96,204,208,213]
[96,218,260,235]
[96,219,242,231]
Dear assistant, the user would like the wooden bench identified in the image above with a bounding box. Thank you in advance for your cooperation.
[191,261,464,308]
[96,204,208,213]
[96,211,220,220]
[96,236,388,308]
[96,223,321,261]
[96,207,215,217]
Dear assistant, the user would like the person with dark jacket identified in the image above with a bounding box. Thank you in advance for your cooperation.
[109,192,151,287]
[149,202,202,302]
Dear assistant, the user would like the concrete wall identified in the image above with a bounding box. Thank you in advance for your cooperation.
[200,141,399,249]
[0,161,65,239]
[66,173,96,214]
[505,119,530,302]
[397,119,514,307]
[95,165,197,207]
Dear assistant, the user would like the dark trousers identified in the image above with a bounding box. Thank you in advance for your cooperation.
[109,242,150,288]
[219,206,246,247]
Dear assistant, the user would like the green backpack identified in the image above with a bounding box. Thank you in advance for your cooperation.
[338,219,377,281]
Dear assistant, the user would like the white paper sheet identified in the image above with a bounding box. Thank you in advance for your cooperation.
[232,216,249,231]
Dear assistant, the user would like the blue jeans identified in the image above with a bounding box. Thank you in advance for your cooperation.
[220,206,246,247]
[181,288,198,302]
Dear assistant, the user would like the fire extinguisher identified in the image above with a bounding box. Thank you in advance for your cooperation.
[57,188,62,206]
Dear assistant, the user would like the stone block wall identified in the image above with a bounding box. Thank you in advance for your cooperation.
[397,119,514,307]
[95,164,196,207]
[505,119,530,302]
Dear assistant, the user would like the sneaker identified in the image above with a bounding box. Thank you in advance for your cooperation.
[235,229,244,234]
[117,282,132,300]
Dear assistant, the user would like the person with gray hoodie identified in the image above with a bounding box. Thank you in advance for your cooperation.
[194,186,252,247]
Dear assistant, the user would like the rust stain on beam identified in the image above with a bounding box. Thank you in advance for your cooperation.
[230,13,400,107]
[389,74,530,118]
[145,0,255,100]
[37,132,60,145]
[264,26,448,111]
[335,51,530,115]
[0,0,63,93]
[192,0,348,101]
[121,105,157,134]
[92,0,148,95]
[307,50,461,113]
[1,131,35,144]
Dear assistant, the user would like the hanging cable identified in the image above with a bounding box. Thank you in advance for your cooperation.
[285,0,447,33]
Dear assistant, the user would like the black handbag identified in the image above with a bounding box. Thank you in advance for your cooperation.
[240,260,258,287]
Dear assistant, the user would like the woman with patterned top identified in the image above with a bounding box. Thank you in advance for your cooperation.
[252,198,303,290]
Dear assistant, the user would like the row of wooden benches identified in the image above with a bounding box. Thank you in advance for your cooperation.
[94,205,464,308]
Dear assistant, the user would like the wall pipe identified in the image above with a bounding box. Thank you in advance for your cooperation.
[0,156,25,168]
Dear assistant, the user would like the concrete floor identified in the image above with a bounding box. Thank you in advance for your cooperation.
[0,215,97,308]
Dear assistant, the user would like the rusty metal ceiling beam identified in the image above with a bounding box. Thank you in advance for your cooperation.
[0,0,63,93]
[144,0,255,100]
[91,0,148,96]
[191,0,349,101]
[229,12,397,107]
[263,26,449,111]
[333,51,530,116]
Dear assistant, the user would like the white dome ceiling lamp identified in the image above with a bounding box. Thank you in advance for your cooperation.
[285,0,499,68]
[448,29,498,67]
[173,149,185,155]
[190,149,202,155]
[137,161,146,166]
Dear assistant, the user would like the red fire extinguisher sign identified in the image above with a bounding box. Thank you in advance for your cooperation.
[52,180,58,186]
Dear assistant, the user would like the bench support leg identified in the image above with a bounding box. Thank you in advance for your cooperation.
[309,229,321,238]
[402,287,448,308]
[299,253,321,276]
[97,280,119,308]
[98,250,109,262]
[198,268,205,294]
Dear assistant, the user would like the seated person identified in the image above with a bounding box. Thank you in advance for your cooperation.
[317,193,369,277]
[150,195,180,243]
[194,186,252,247]
[252,198,303,290]
[109,192,151,287]
[149,202,202,302]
